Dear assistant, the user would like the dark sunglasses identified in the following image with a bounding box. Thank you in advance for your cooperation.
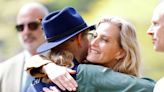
[15,21,40,32]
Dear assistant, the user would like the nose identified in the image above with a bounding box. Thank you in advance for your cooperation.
[91,37,99,47]
[22,24,31,34]
[147,26,154,35]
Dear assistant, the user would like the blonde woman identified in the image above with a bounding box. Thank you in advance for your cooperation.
[87,16,141,76]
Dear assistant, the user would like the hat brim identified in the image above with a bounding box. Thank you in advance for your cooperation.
[37,25,95,54]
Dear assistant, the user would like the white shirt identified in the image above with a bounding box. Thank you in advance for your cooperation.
[153,77,164,92]
[21,50,33,92]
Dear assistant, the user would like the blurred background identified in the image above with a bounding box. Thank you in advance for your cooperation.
[0,0,164,81]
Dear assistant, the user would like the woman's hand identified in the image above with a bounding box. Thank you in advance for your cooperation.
[43,63,77,91]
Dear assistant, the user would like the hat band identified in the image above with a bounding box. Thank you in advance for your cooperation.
[47,23,87,42]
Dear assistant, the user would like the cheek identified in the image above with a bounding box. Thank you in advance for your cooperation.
[100,44,113,55]
[83,38,89,50]
[34,30,44,38]
[157,29,164,44]
[37,29,43,35]
[103,46,120,59]
[98,45,113,60]
[102,50,112,61]
[156,25,164,35]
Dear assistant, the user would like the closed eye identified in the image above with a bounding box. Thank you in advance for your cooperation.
[93,32,97,38]
[101,37,109,42]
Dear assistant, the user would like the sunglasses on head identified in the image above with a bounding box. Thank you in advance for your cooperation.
[15,21,40,32]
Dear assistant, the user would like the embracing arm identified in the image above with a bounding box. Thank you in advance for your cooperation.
[77,64,155,92]
[25,55,77,91]
[25,55,51,77]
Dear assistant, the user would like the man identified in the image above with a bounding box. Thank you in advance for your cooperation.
[147,1,164,92]
[0,2,49,92]
[26,7,155,92]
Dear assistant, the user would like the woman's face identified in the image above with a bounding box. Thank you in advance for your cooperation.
[87,22,123,67]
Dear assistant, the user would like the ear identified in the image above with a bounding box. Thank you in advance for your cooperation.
[115,49,126,60]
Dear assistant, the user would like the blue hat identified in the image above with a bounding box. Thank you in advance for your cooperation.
[37,6,95,53]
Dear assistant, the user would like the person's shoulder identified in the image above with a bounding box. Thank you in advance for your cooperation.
[77,64,113,76]
[78,64,108,69]
[153,77,164,92]
[78,64,112,71]
[0,52,24,65]
[0,52,25,75]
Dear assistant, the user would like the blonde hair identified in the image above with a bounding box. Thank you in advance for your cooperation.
[40,49,74,83]
[49,49,74,68]
[97,16,141,76]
